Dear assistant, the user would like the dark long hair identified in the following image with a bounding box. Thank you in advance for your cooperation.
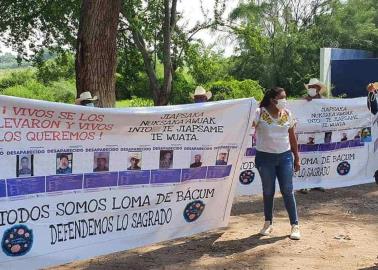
[260,87,285,108]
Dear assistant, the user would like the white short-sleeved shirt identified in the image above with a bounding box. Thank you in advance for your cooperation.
[253,107,296,154]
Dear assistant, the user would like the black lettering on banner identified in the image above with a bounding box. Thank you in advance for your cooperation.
[176,189,215,202]
[49,216,115,245]
[0,205,50,226]
[131,208,172,229]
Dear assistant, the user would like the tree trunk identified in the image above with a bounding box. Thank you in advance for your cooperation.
[75,0,121,108]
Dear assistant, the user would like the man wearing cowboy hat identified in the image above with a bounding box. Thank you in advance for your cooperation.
[304,78,327,101]
[301,78,327,194]
[128,152,142,170]
[75,91,98,107]
[191,86,212,103]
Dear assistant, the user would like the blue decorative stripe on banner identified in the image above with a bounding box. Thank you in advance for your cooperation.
[46,174,83,192]
[1,166,232,198]
[245,139,365,157]
[118,170,150,186]
[0,180,6,197]
[6,177,46,197]
[84,172,118,189]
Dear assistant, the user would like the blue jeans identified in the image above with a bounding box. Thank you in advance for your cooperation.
[255,150,299,225]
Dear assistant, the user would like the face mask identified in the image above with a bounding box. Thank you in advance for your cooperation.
[275,98,287,110]
[308,88,317,97]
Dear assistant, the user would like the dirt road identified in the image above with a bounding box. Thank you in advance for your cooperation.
[50,183,378,270]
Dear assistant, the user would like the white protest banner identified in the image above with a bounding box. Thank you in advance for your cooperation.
[237,97,377,195]
[0,95,256,269]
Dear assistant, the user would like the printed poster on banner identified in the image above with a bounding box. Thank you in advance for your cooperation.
[0,95,255,269]
[237,98,377,195]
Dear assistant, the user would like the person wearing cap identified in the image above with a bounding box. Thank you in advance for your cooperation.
[301,79,327,194]
[75,91,98,107]
[306,136,315,145]
[191,86,212,103]
[304,78,327,101]
[128,153,142,170]
[94,153,109,172]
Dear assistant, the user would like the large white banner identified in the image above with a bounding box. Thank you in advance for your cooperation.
[237,98,377,195]
[0,96,255,269]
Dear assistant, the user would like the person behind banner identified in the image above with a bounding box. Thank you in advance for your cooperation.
[56,154,72,174]
[367,82,378,115]
[190,86,212,103]
[302,78,327,193]
[304,78,326,101]
[128,152,142,170]
[253,87,301,240]
[75,91,98,107]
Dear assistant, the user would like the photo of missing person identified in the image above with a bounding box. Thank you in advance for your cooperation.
[361,127,372,142]
[93,152,110,172]
[307,136,315,145]
[17,155,33,177]
[190,152,203,168]
[159,150,173,169]
[324,132,332,144]
[128,152,142,170]
[340,132,348,142]
[215,150,229,166]
[56,153,73,174]
[354,130,362,140]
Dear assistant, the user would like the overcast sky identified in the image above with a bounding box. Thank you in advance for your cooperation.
[0,0,239,55]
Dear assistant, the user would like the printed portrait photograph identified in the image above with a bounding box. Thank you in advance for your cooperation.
[190,151,204,168]
[16,155,34,177]
[159,150,173,169]
[306,136,316,145]
[324,132,332,144]
[93,152,110,172]
[361,127,372,142]
[215,150,229,166]
[128,152,142,170]
[56,153,73,175]
[354,129,362,140]
[340,132,349,142]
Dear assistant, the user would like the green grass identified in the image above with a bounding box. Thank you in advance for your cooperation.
[0,67,34,79]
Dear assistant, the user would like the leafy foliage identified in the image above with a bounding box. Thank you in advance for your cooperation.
[35,53,75,83]
[208,79,264,101]
[116,97,154,107]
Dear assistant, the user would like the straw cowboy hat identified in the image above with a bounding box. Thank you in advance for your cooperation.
[190,86,212,100]
[304,78,327,94]
[129,152,142,161]
[75,91,98,104]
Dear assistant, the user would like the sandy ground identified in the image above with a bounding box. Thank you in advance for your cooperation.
[50,183,378,270]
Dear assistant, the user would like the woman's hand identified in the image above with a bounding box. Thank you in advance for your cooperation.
[294,157,300,172]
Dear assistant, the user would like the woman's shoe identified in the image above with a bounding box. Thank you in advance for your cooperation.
[259,221,273,236]
[290,225,301,240]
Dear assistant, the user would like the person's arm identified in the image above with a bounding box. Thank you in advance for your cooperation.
[289,127,300,172]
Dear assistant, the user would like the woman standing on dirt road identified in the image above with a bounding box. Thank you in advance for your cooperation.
[253,87,301,240]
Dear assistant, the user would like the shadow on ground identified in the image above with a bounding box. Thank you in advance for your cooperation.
[74,233,286,270]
